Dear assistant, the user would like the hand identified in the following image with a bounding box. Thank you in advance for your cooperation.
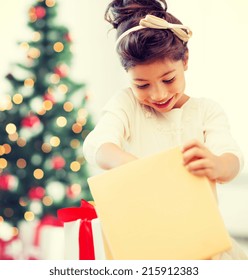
[181,139,221,181]
[96,143,137,169]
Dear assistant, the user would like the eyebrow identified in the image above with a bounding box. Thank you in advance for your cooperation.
[133,69,175,81]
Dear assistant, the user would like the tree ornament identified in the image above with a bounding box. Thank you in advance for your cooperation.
[64,32,72,43]
[51,156,66,170]
[43,92,55,104]
[0,174,18,191]
[28,186,45,200]
[54,64,68,78]
[20,114,43,140]
[21,114,40,128]
[34,6,46,19]
[66,184,81,199]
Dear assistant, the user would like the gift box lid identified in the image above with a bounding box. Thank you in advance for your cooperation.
[88,147,232,260]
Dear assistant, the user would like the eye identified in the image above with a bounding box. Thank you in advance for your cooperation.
[162,77,175,84]
[135,84,149,89]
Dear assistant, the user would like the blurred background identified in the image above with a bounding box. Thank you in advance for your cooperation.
[0,0,247,259]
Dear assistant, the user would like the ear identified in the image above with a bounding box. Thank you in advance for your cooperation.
[183,51,189,71]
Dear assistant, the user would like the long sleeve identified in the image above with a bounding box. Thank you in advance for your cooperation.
[83,89,135,166]
[202,98,244,172]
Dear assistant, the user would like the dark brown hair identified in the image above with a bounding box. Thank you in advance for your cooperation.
[105,0,189,70]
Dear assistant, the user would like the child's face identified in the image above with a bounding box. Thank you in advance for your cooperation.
[127,58,188,113]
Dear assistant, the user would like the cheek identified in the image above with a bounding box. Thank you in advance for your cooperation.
[176,76,186,92]
[132,88,147,102]
[170,81,185,95]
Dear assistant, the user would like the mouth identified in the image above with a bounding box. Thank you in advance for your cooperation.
[152,97,173,109]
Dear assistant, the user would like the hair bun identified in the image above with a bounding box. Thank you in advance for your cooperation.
[105,0,167,29]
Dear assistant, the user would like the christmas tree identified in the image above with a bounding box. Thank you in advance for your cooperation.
[0,0,94,237]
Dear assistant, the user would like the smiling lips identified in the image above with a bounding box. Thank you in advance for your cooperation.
[152,97,173,109]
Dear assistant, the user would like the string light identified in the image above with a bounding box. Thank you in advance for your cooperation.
[19,198,28,207]
[45,0,56,7]
[37,108,47,115]
[32,31,41,42]
[16,158,27,169]
[53,42,64,52]
[78,108,88,118]
[12,93,23,105]
[41,143,52,153]
[77,117,86,126]
[72,123,82,134]
[58,84,68,94]
[0,158,8,169]
[43,100,53,111]
[63,101,73,112]
[3,144,11,154]
[24,211,35,222]
[77,108,88,125]
[33,168,44,180]
[8,133,19,142]
[50,73,60,84]
[70,139,80,149]
[0,144,11,156]
[56,116,67,127]
[50,136,60,147]
[29,8,37,22]
[47,87,53,94]
[42,196,53,206]
[28,47,41,59]
[24,78,35,88]
[17,138,27,147]
[0,146,5,156]
[70,161,81,172]
[6,123,17,134]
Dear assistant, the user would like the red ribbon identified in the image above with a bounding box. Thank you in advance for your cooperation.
[57,200,97,260]
[33,214,63,247]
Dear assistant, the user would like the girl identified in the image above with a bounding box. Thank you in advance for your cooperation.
[83,0,247,259]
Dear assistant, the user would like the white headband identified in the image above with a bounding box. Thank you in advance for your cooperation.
[115,14,192,48]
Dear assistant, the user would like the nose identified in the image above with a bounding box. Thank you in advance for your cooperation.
[150,84,169,102]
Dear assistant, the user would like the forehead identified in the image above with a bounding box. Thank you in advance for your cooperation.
[127,59,183,80]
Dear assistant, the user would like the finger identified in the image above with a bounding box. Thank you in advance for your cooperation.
[182,147,206,165]
[182,139,204,152]
[185,158,212,172]
[187,168,211,177]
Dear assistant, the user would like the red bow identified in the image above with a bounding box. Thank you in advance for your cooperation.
[57,200,97,260]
